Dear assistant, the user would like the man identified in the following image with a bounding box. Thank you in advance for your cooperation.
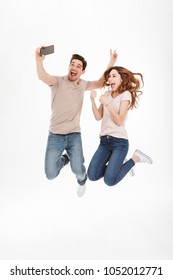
[35,46,117,197]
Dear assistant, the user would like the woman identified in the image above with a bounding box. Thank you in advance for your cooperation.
[87,66,153,187]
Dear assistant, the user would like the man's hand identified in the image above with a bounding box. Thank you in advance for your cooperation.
[90,90,97,100]
[35,46,45,62]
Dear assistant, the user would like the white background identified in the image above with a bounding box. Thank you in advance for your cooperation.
[0,0,173,261]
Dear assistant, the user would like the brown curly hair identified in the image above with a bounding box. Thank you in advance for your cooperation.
[103,66,144,109]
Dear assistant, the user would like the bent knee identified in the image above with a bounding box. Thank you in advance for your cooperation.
[45,174,55,180]
[104,177,117,187]
[87,172,98,181]
[45,171,59,180]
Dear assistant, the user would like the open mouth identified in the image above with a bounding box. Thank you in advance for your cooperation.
[110,83,116,87]
[70,71,77,77]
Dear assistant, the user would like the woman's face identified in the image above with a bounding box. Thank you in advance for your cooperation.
[107,69,122,91]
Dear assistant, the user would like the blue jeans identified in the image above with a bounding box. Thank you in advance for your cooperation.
[45,132,87,185]
[87,135,135,186]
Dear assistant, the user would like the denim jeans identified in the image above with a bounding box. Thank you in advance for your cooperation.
[87,135,135,186]
[45,132,87,185]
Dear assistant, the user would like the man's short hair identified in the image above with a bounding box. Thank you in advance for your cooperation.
[70,54,87,70]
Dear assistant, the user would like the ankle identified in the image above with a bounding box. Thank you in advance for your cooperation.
[132,155,140,164]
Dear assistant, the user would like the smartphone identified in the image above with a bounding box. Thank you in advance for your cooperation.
[40,45,54,56]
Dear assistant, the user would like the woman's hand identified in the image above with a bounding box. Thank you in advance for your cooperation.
[99,95,110,106]
[109,49,118,65]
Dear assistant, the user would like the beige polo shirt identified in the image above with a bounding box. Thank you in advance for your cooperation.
[49,76,92,134]
[100,90,132,139]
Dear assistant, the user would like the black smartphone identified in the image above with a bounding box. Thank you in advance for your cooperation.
[40,45,54,56]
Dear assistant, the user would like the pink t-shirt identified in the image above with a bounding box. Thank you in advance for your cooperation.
[100,90,132,139]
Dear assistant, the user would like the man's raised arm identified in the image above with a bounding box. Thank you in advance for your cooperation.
[35,46,57,86]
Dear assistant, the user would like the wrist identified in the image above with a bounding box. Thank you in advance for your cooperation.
[105,102,110,107]
[91,98,95,103]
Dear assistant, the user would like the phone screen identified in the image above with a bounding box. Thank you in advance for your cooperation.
[40,45,54,56]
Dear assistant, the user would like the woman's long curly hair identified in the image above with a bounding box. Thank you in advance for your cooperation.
[103,66,144,109]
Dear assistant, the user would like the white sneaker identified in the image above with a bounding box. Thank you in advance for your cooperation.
[134,149,153,164]
[77,184,86,197]
[124,158,135,176]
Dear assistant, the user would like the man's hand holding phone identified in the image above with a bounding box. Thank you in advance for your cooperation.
[35,46,45,61]
[35,45,54,62]
[40,45,54,56]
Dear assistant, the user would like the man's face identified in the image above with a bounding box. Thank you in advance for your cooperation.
[68,59,85,81]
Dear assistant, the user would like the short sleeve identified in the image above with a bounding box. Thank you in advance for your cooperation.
[121,91,132,103]
[49,76,60,88]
